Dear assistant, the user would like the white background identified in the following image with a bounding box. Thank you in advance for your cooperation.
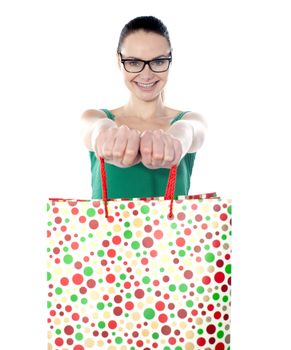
[0,0,290,349]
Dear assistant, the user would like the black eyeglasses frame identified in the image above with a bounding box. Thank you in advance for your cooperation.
[118,52,172,73]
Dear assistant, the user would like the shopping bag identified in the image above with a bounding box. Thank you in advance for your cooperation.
[47,158,232,350]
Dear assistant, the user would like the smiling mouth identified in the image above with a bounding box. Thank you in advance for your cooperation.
[135,81,159,89]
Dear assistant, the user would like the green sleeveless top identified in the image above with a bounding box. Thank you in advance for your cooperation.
[89,109,196,199]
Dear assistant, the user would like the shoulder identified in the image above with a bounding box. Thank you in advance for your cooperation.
[81,109,107,119]
[180,111,208,129]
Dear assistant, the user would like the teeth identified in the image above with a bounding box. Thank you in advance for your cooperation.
[137,82,156,88]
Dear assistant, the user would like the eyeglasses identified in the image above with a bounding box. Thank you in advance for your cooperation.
[119,52,172,73]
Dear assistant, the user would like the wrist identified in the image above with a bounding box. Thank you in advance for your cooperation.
[90,118,117,151]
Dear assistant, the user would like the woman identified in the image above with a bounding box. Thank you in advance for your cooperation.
[80,16,207,199]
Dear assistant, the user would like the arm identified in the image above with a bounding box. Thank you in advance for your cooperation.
[166,112,208,159]
[80,109,117,151]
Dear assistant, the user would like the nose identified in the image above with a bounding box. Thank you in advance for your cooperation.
[140,62,154,77]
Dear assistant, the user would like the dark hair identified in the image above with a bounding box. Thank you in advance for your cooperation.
[117,16,172,54]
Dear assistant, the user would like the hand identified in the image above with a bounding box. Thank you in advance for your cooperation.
[139,129,183,169]
[94,124,141,167]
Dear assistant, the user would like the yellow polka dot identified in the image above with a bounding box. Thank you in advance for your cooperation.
[185,330,195,339]
[212,221,219,229]
[179,321,187,329]
[84,327,90,334]
[195,317,203,325]
[151,321,159,329]
[132,311,141,321]
[173,274,182,282]
[103,311,111,318]
[84,338,95,347]
[195,265,205,274]
[133,218,143,227]
[122,210,130,218]
[48,343,53,350]
[145,295,154,304]
[47,331,52,340]
[97,340,104,346]
[125,251,133,259]
[89,290,99,300]
[201,204,210,213]
[61,296,67,303]
[126,321,134,330]
[142,329,150,337]
[108,286,115,294]
[54,318,61,325]
[113,224,121,232]
[185,342,195,350]
[114,265,122,273]
[136,230,143,238]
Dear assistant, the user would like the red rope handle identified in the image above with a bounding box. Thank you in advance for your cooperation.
[99,157,109,218]
[99,157,177,219]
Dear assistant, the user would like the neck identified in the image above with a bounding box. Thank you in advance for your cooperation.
[123,94,166,120]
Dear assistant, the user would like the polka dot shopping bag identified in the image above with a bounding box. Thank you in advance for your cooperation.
[47,158,232,350]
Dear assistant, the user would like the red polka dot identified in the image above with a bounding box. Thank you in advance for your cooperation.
[215,343,225,350]
[55,338,63,346]
[106,274,115,283]
[154,230,163,239]
[176,237,185,247]
[107,249,116,258]
[72,274,83,285]
[64,325,74,335]
[214,272,225,283]
[71,207,79,215]
[112,236,121,244]
[155,301,165,311]
[197,337,206,346]
[108,320,117,329]
[202,276,211,285]
[79,216,86,223]
[206,324,216,334]
[72,313,79,321]
[220,213,228,221]
[73,346,84,350]
[60,277,69,286]
[89,219,99,229]
[71,242,79,250]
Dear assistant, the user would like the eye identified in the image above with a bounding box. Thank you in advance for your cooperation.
[127,60,143,67]
[151,59,167,66]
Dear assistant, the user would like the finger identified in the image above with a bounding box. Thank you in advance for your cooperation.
[122,129,140,166]
[140,130,153,166]
[172,138,183,166]
[162,134,175,166]
[152,129,164,167]
[112,125,130,163]
[100,128,116,159]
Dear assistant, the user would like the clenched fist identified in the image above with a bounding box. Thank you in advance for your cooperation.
[139,129,183,169]
[93,124,141,168]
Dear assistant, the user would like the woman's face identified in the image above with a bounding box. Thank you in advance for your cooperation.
[117,30,171,102]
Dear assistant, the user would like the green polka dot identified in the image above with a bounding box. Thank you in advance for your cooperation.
[205,216,211,221]
[131,241,140,249]
[124,221,130,227]
[84,266,93,276]
[213,293,220,300]
[187,219,192,224]
[227,205,232,215]
[145,216,150,221]
[225,264,231,274]
[186,300,194,307]
[63,254,73,264]
[71,294,78,302]
[47,272,51,281]
[205,252,215,263]
[97,302,105,310]
[55,287,62,295]
[81,298,87,304]
[164,347,171,350]
[120,273,126,280]
[169,284,176,292]
[175,347,183,350]
[108,302,113,307]
[97,250,104,257]
[222,234,227,240]
[115,336,123,344]
[178,250,186,257]
[119,204,125,210]
[88,233,93,238]
[87,208,96,217]
[204,244,210,250]
[152,332,159,339]
[160,267,165,272]
[142,276,150,284]
[117,256,122,261]
[47,203,50,211]
[144,308,155,320]
[125,293,131,298]
[218,322,223,327]
[75,333,83,341]
[124,230,133,239]
[80,237,86,242]
[223,295,229,302]
[47,301,52,309]
[55,329,61,335]
[48,221,52,226]
[179,284,188,292]
[141,205,150,214]
[197,286,204,294]
[98,321,106,329]
[171,223,177,229]
[198,328,203,335]
[63,246,69,252]
[107,231,112,237]
[217,330,224,338]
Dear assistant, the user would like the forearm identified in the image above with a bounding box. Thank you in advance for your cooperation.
[80,112,117,151]
[167,119,207,158]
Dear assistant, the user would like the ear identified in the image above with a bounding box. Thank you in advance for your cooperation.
[116,53,121,70]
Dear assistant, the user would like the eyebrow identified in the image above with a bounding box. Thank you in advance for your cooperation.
[124,54,170,60]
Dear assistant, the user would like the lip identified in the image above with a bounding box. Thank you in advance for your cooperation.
[134,81,159,91]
